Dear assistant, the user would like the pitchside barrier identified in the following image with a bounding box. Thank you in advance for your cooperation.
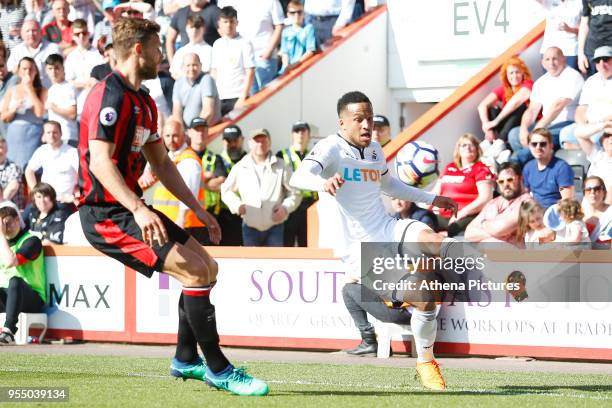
[41,245,612,361]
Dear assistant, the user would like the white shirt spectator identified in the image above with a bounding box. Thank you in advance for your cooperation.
[170,41,213,78]
[539,0,582,57]
[530,65,584,124]
[211,34,255,100]
[218,0,284,58]
[578,71,612,124]
[47,80,78,142]
[27,143,79,198]
[168,143,201,212]
[304,0,356,30]
[142,77,171,119]
[64,45,105,114]
[6,40,61,87]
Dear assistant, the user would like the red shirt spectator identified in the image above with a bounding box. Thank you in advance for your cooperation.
[437,160,494,218]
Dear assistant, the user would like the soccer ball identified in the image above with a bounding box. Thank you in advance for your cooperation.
[395,141,439,187]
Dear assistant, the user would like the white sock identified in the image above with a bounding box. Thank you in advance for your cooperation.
[411,309,437,363]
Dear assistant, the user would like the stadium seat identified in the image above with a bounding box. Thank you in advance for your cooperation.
[374,322,416,358]
[554,149,590,199]
[0,313,48,345]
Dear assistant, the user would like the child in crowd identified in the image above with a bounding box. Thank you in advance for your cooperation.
[279,0,316,75]
[554,198,591,245]
[516,200,554,247]
[169,15,212,79]
[44,53,78,145]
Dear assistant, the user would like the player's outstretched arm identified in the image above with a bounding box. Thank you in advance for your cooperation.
[143,141,221,244]
[380,171,437,204]
[290,159,346,195]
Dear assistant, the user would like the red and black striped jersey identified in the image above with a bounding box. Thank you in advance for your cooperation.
[78,71,161,206]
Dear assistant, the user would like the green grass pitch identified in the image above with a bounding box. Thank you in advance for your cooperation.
[0,353,610,407]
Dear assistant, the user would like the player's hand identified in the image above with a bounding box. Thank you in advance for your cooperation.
[134,205,168,247]
[324,173,345,196]
[195,208,221,244]
[271,205,287,223]
[432,196,458,217]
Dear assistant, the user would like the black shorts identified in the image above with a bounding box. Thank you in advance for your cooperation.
[79,204,190,278]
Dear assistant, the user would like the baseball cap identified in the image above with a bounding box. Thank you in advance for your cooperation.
[373,114,390,127]
[222,125,242,140]
[189,117,208,129]
[102,0,120,10]
[249,128,271,139]
[291,121,310,132]
[592,45,612,62]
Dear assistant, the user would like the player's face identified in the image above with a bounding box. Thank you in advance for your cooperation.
[138,34,162,80]
[339,102,373,147]
[34,192,54,214]
[497,169,521,200]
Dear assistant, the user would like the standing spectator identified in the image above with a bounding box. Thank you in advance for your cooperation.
[432,133,495,237]
[0,50,17,139]
[6,18,61,87]
[93,0,119,49]
[371,114,391,147]
[279,0,316,75]
[304,0,356,48]
[24,120,78,212]
[508,47,584,165]
[221,128,301,247]
[478,57,533,144]
[211,6,255,116]
[465,162,532,244]
[64,18,104,117]
[577,131,612,204]
[24,0,51,26]
[217,124,245,245]
[41,0,73,53]
[536,0,582,70]
[165,0,220,64]
[219,0,284,92]
[172,53,221,127]
[23,182,69,244]
[564,46,612,149]
[169,15,212,79]
[522,128,575,209]
[0,139,24,209]
[276,121,316,246]
[582,175,611,247]
[0,204,46,345]
[0,57,47,171]
[44,53,78,145]
[152,119,209,244]
[577,0,612,76]
[0,0,26,53]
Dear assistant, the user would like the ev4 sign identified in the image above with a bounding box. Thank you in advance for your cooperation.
[454,0,509,35]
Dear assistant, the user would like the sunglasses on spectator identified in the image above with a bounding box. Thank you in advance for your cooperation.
[594,57,610,64]
[496,177,515,185]
[288,10,304,15]
[584,185,603,193]
[530,141,548,148]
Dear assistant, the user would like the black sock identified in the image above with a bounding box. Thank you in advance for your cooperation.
[182,287,230,373]
[174,294,198,363]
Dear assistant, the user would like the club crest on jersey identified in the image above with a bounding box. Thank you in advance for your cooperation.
[132,126,150,153]
[342,167,381,182]
[100,107,118,126]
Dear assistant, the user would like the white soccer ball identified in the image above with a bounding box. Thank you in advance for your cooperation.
[395,141,439,187]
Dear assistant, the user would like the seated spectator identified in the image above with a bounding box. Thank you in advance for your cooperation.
[465,162,531,244]
[169,15,212,79]
[508,47,584,165]
[65,19,104,118]
[279,0,316,75]
[0,57,47,171]
[24,121,78,212]
[516,200,555,247]
[561,46,612,149]
[172,53,221,127]
[372,114,391,147]
[536,0,581,71]
[211,6,255,116]
[554,198,591,245]
[165,0,220,65]
[478,57,532,144]
[432,133,495,237]
[42,0,74,53]
[577,130,612,204]
[392,198,438,232]
[0,139,25,209]
[304,0,356,48]
[7,18,61,87]
[44,53,78,145]
[221,128,301,247]
[522,128,575,209]
[23,182,69,244]
[0,50,18,139]
[0,204,46,345]
[220,0,284,92]
[582,176,611,248]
